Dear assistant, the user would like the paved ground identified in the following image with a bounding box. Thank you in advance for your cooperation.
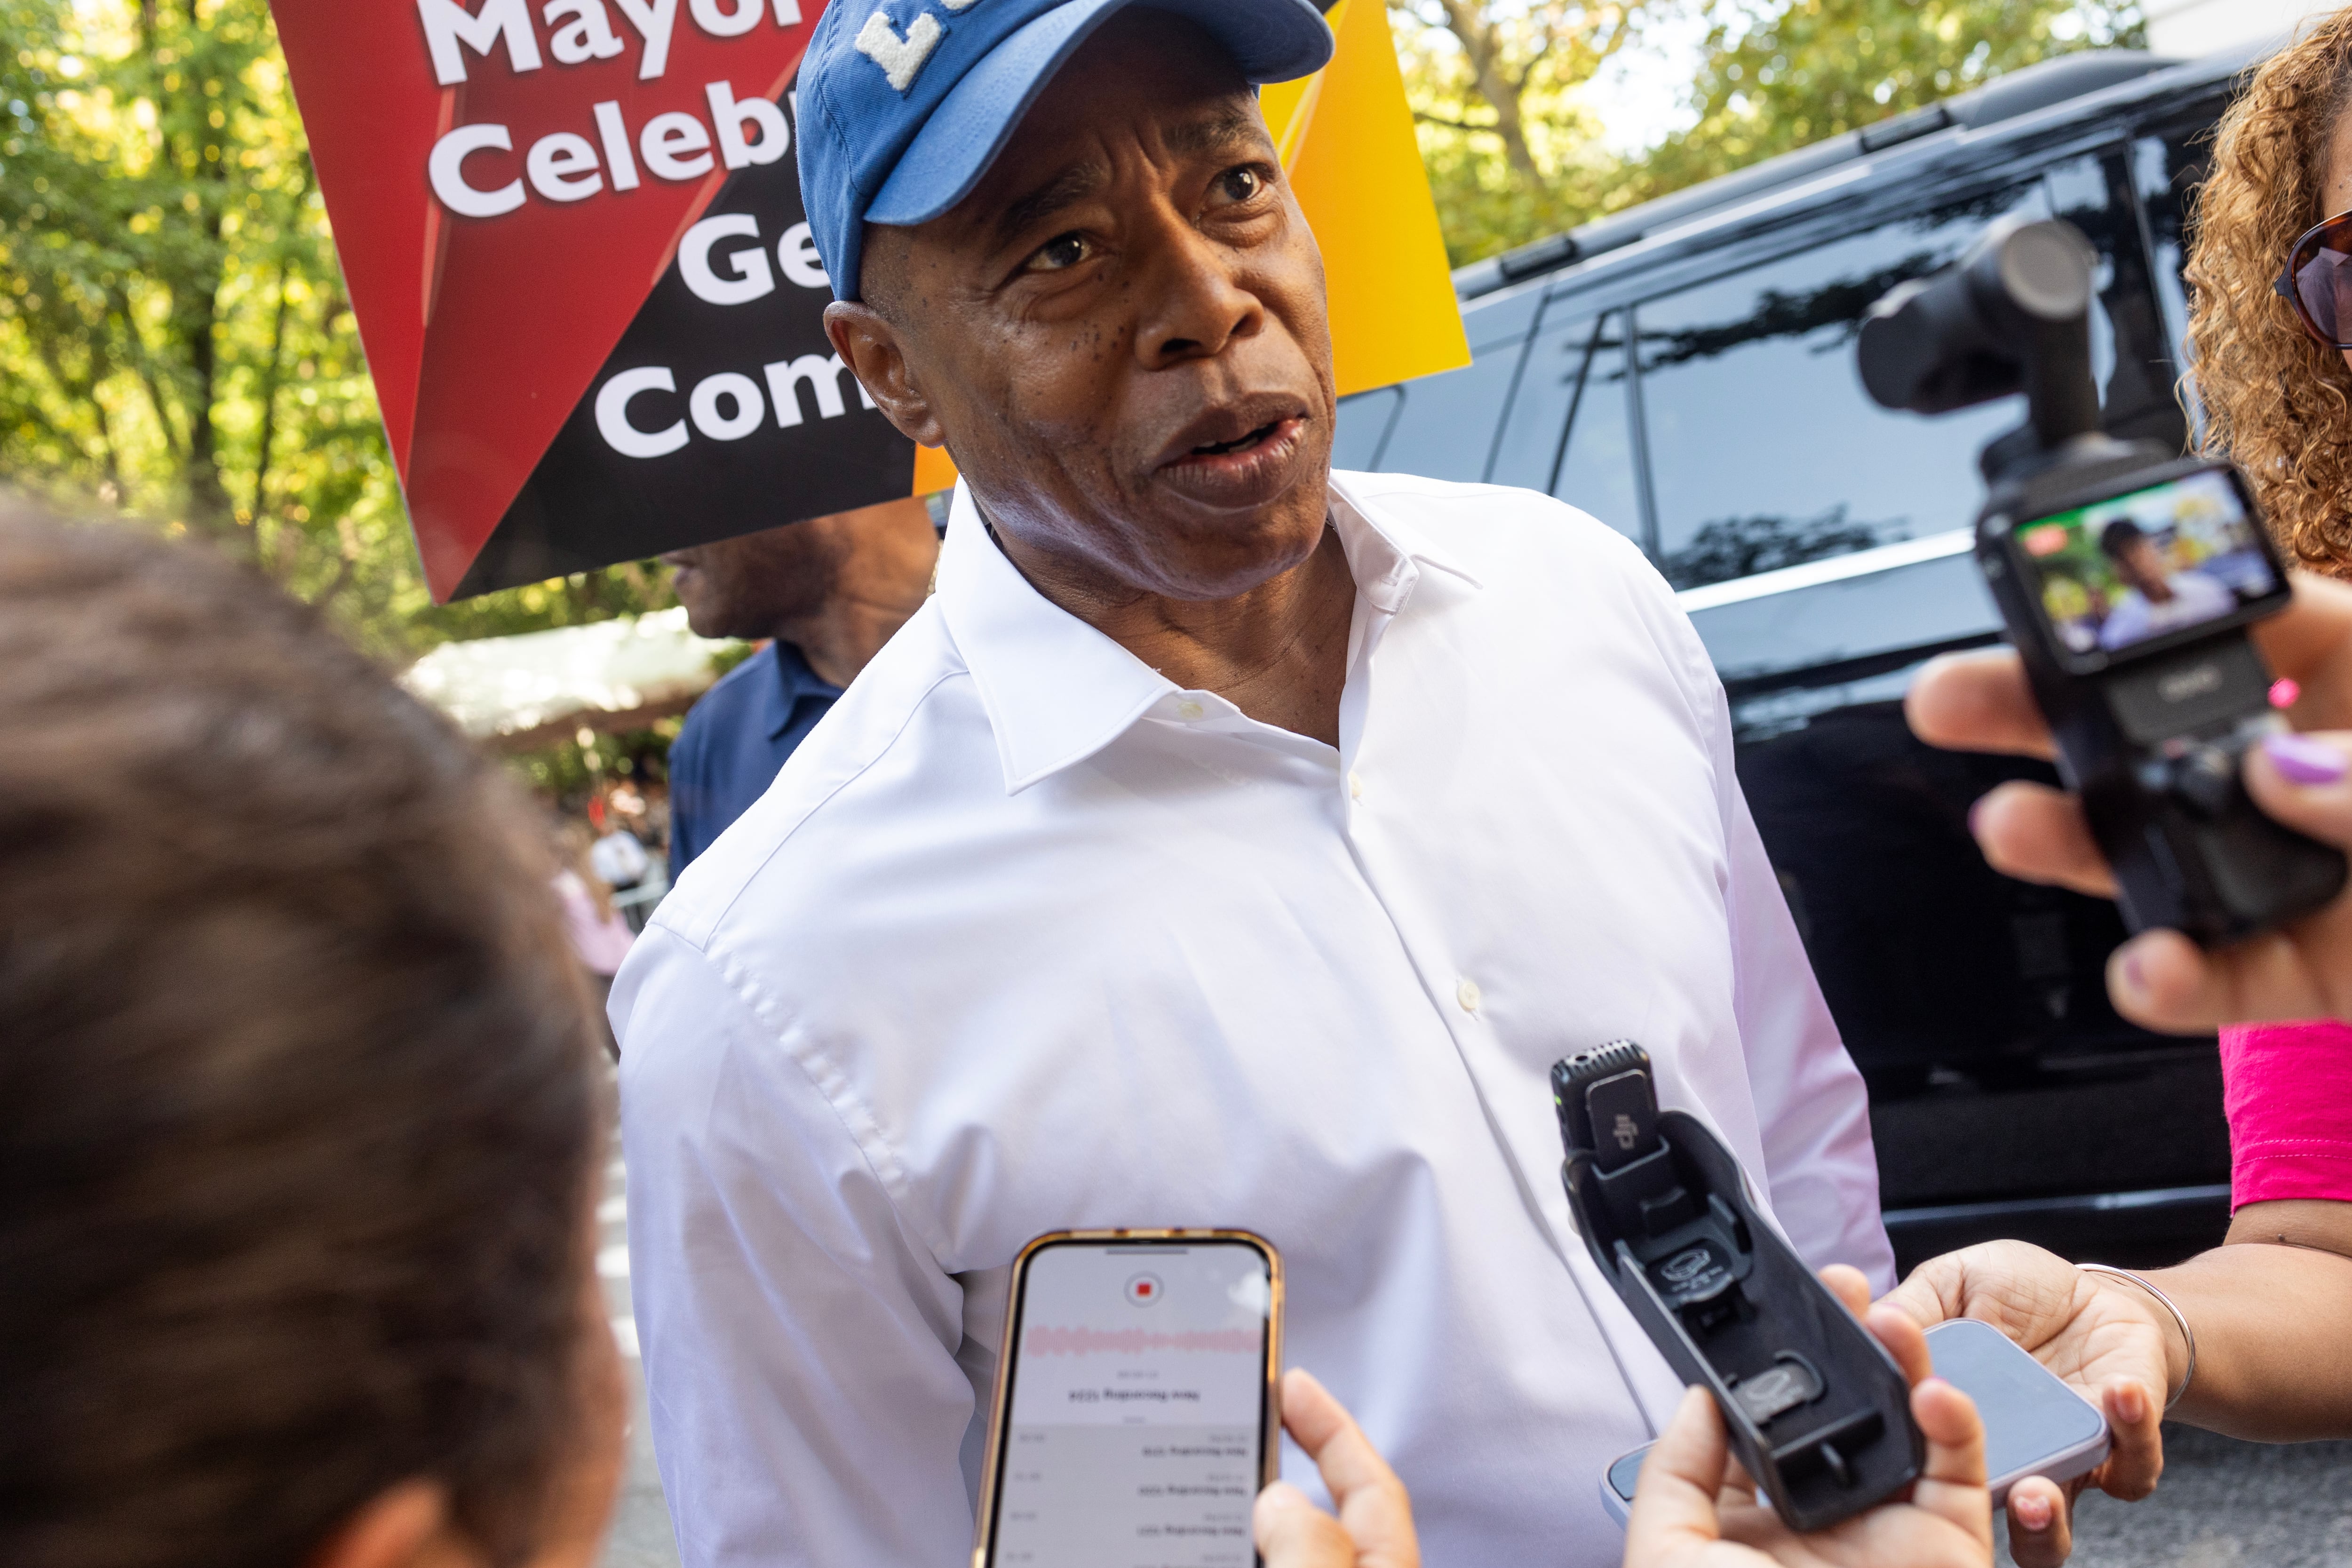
[2033,1427,2352,1567]
[595,1143,2352,1568]
[597,1144,686,1568]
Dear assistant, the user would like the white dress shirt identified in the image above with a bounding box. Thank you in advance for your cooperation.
[615,470,1892,1568]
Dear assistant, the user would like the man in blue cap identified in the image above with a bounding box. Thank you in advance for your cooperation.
[615,1,1891,1563]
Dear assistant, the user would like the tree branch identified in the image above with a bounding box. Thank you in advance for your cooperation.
[109,284,185,460]
[246,260,293,536]
[1430,0,1545,185]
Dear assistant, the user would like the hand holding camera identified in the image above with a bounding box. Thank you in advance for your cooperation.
[1909,574,2352,1030]
[1860,215,2346,959]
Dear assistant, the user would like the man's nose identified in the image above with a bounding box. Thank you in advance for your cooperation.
[1132,215,1264,369]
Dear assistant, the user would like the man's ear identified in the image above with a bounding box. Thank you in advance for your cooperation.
[826,304,946,449]
[309,1481,481,1568]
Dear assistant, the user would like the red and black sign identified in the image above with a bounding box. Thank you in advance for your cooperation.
[272,0,920,601]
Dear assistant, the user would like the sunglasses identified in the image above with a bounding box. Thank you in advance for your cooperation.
[2278,208,2352,349]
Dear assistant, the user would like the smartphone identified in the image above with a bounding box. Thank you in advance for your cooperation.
[973,1230,1283,1568]
[1599,1317,2110,1526]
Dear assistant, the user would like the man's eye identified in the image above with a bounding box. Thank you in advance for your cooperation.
[1211,166,1266,205]
[1023,233,1091,272]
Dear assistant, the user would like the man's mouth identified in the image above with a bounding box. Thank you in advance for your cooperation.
[1153,406,1315,510]
[1187,420,1284,459]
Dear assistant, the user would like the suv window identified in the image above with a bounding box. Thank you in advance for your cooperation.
[1490,310,1641,541]
[1373,347,1523,483]
[1333,386,1402,470]
[2133,119,2219,433]
[1633,182,2049,589]
[2050,152,2189,453]
[1621,151,2182,590]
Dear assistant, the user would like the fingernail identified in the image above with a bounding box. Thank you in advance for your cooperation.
[2116,1383,2147,1424]
[1968,795,1990,837]
[2015,1493,2053,1530]
[2264,732,2349,786]
[2117,948,2150,1001]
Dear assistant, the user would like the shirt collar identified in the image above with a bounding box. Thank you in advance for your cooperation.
[932,471,1482,794]
[766,638,842,740]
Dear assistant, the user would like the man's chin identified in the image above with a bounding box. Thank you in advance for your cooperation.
[1128,494,1334,602]
[672,592,727,641]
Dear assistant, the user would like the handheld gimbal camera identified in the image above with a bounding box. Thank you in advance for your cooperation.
[1859,216,2344,945]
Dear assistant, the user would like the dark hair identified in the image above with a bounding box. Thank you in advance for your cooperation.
[2100,517,2149,557]
[0,504,604,1568]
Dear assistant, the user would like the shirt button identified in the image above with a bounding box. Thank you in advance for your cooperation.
[1348,771,1364,800]
[1176,699,1205,720]
[1456,978,1482,1013]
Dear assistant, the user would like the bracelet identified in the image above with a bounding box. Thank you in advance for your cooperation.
[2079,1263,2197,1412]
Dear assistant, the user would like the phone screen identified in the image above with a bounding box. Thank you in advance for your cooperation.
[2011,466,2280,663]
[985,1238,1277,1568]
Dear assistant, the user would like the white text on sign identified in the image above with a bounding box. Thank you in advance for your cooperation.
[416,0,800,219]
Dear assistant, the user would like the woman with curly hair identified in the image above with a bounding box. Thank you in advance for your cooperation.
[2189,5,2352,573]
[1877,20,2352,1565]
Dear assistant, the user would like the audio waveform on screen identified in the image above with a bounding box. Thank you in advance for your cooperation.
[1024,1326,1262,1358]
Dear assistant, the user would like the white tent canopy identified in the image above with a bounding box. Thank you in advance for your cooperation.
[402,607,739,747]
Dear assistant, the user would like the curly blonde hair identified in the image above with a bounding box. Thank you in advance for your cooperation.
[2189,7,2352,573]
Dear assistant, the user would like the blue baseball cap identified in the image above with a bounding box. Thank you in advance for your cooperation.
[795,0,1333,302]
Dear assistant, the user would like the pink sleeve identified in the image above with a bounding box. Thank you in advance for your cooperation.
[2219,1019,2352,1208]
[553,872,637,977]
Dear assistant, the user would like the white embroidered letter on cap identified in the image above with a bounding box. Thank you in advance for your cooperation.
[854,8,943,91]
[938,0,977,12]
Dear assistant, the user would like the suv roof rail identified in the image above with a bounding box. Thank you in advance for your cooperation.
[1453,48,2180,302]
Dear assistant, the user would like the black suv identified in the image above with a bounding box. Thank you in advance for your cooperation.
[1340,43,2273,1270]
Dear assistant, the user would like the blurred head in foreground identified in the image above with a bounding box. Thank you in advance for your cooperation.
[0,502,622,1568]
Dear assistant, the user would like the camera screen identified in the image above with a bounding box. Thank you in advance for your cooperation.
[2014,468,2279,660]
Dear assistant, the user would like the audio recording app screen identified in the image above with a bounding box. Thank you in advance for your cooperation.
[991,1242,1272,1568]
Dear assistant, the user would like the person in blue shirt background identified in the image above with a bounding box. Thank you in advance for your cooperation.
[662,496,939,876]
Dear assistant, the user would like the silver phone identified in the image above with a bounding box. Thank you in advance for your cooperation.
[1599,1317,2111,1526]
[973,1231,1283,1568]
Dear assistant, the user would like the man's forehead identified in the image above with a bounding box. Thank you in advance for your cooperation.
[965,94,1271,238]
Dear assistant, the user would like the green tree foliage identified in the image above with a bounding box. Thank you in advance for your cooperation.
[0,0,670,656]
[1403,0,2147,267]
[1637,0,2145,197]
[1391,1,1659,261]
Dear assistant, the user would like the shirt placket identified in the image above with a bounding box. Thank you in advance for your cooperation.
[1328,573,1671,1435]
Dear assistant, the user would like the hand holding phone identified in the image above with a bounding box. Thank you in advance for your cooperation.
[975,1231,1282,1568]
[1252,1369,1420,1568]
[1602,1316,2106,1527]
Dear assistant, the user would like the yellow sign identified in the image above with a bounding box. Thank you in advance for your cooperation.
[911,0,1467,491]
[1265,0,1470,398]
